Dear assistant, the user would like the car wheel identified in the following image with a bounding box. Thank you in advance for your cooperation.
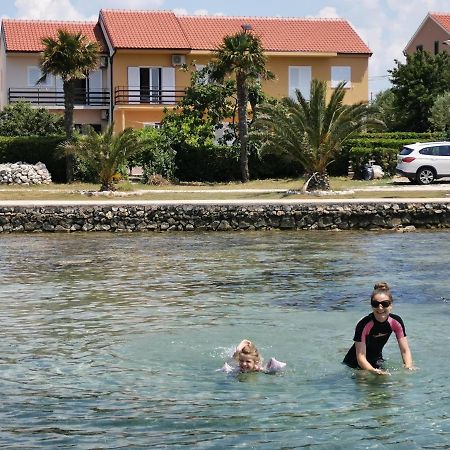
[416,167,435,185]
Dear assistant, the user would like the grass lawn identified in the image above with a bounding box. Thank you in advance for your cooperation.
[0,177,449,201]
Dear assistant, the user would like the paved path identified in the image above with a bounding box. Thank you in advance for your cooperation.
[1,197,449,207]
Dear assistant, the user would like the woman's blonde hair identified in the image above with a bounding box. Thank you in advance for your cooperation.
[371,281,393,302]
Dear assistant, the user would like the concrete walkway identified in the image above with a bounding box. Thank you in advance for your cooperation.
[1,197,449,207]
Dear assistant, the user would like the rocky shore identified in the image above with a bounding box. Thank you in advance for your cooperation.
[0,201,449,232]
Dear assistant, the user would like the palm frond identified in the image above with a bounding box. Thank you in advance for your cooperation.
[254,79,385,185]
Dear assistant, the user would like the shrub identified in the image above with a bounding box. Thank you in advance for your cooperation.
[137,127,177,182]
[349,147,398,178]
[0,101,64,136]
[174,143,240,182]
[333,131,446,178]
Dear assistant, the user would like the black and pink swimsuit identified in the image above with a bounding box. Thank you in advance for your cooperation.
[343,313,406,369]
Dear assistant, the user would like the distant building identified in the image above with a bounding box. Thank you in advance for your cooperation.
[404,12,450,56]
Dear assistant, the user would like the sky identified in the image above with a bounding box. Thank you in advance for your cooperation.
[1,0,450,97]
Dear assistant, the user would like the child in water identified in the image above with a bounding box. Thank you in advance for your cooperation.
[217,339,286,374]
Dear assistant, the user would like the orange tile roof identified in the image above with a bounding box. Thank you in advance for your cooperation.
[430,12,450,34]
[100,9,190,49]
[177,16,371,54]
[1,19,107,52]
[99,10,370,54]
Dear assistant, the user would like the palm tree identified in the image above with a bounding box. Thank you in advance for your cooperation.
[40,29,100,181]
[255,79,383,191]
[209,28,273,182]
[63,124,146,191]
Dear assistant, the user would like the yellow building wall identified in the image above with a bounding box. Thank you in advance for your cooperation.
[111,50,369,132]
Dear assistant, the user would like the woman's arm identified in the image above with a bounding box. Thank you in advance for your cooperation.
[398,336,414,369]
[355,341,389,375]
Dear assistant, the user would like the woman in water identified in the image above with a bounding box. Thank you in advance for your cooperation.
[343,282,414,375]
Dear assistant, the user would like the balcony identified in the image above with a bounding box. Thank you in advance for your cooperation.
[114,87,185,105]
[8,88,110,107]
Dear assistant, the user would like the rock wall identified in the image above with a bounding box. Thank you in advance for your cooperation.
[0,202,449,232]
[0,162,52,185]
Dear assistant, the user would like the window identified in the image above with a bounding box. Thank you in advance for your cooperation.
[434,41,440,55]
[419,146,449,156]
[28,66,52,87]
[195,64,211,85]
[288,66,311,100]
[128,66,175,104]
[143,122,161,129]
[331,66,351,88]
[416,44,423,52]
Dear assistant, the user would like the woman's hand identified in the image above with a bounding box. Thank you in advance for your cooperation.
[373,368,391,376]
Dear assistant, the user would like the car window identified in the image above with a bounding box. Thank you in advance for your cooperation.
[438,146,450,156]
[419,147,433,155]
[400,147,414,155]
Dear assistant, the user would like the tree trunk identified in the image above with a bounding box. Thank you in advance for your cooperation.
[63,80,75,182]
[236,73,249,183]
[306,171,331,191]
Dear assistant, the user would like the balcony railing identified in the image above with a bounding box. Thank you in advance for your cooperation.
[8,88,110,106]
[114,87,185,105]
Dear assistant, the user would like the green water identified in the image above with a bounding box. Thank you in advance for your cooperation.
[0,231,449,448]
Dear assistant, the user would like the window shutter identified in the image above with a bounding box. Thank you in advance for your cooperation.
[161,67,175,104]
[128,67,140,103]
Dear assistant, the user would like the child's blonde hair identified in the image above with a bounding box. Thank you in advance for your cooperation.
[236,342,262,366]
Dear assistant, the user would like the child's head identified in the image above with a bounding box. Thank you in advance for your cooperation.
[237,342,261,372]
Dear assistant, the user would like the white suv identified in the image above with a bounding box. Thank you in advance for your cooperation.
[396,141,450,184]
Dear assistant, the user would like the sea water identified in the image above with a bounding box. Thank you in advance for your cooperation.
[0,231,449,448]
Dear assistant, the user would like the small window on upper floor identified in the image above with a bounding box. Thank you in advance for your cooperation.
[143,122,162,129]
[28,66,52,87]
[416,44,423,52]
[434,41,439,55]
[331,66,351,88]
[195,64,210,85]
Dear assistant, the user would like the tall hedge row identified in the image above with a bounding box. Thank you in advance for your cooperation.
[331,132,445,178]
[0,135,67,182]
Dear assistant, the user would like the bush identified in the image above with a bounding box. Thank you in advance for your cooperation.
[0,135,66,182]
[349,147,398,177]
[0,101,64,136]
[174,143,240,182]
[332,131,446,178]
[136,127,176,182]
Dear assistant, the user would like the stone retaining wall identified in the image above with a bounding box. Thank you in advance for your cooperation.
[0,202,449,232]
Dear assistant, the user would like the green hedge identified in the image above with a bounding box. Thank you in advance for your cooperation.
[0,135,67,182]
[174,143,241,182]
[332,132,445,178]
[174,144,303,182]
[349,147,398,177]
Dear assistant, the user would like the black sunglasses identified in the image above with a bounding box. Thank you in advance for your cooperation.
[371,300,392,308]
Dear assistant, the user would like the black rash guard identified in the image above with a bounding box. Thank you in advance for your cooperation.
[343,313,406,369]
